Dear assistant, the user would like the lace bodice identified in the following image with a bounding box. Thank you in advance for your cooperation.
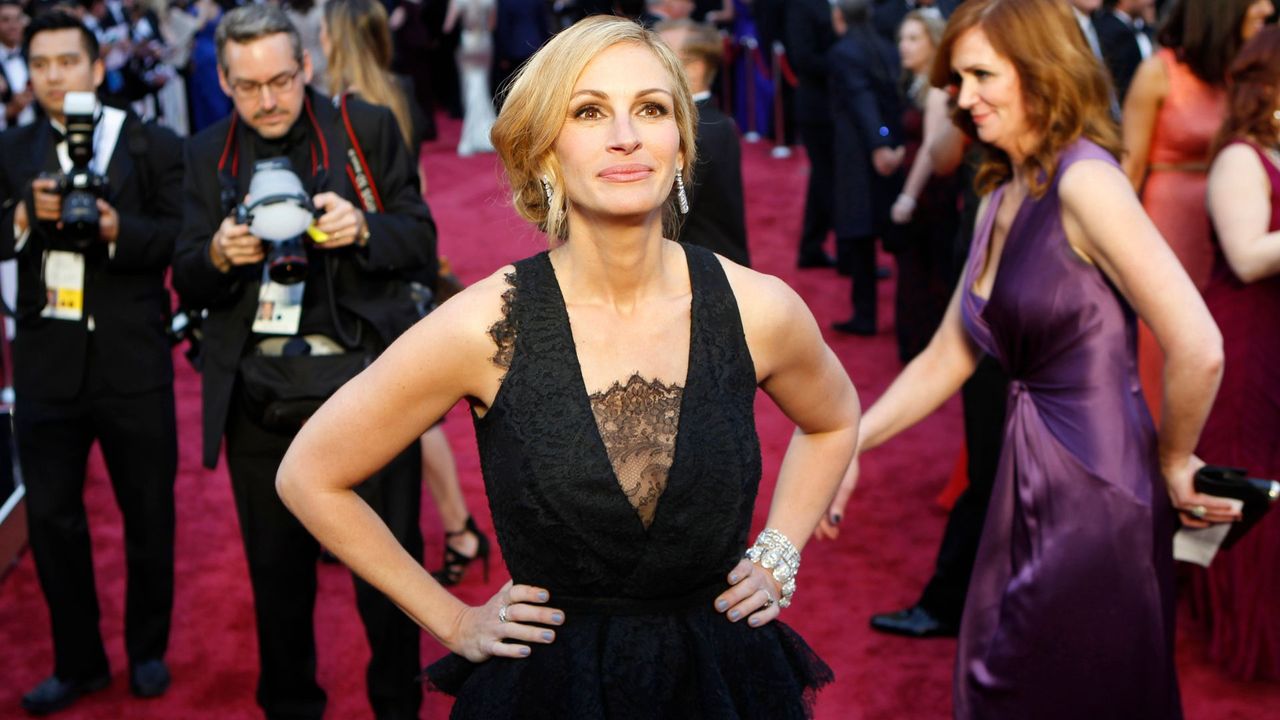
[488,277,685,528]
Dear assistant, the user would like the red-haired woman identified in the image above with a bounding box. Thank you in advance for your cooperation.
[822,0,1228,716]
[1197,24,1280,682]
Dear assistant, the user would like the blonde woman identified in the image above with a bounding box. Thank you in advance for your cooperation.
[277,15,859,718]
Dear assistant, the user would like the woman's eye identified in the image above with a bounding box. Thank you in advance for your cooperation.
[639,103,669,118]
[574,105,603,120]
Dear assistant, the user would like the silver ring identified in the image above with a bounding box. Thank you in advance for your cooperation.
[498,604,510,623]
[1190,505,1207,519]
[762,590,775,609]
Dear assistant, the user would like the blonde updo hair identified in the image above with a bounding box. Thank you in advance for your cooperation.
[491,15,698,244]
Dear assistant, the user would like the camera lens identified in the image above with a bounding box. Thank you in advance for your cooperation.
[60,189,100,251]
[267,237,308,285]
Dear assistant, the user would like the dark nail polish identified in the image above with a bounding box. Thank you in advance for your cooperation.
[832,513,842,525]
[541,630,554,641]
[729,610,741,621]
[551,613,564,624]
[716,599,729,611]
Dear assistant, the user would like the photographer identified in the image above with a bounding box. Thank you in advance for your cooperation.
[171,5,436,719]
[0,10,182,716]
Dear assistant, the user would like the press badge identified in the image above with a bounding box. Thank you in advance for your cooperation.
[41,250,85,321]
[252,268,304,335]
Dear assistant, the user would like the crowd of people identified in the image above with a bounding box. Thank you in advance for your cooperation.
[0,0,1277,718]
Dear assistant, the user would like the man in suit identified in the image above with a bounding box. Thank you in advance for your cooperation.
[657,19,749,266]
[786,0,839,268]
[0,10,181,714]
[1096,0,1155,103]
[172,6,435,719]
[828,0,902,335]
[0,0,35,129]
[492,0,551,109]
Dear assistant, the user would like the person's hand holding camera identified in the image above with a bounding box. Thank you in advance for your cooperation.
[96,200,120,244]
[13,177,63,235]
[311,192,367,250]
[210,214,263,273]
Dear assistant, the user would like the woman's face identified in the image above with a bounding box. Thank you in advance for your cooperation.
[553,42,682,231]
[1242,0,1275,43]
[952,27,1030,159]
[898,19,935,75]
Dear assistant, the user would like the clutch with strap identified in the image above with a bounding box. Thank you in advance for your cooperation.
[1194,465,1280,550]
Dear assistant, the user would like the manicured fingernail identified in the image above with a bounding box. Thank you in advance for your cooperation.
[537,591,548,602]
[551,613,564,624]
[729,574,739,583]
[541,630,554,641]
[832,513,842,525]
[519,646,530,656]
[749,616,762,626]
[729,610,741,621]
[716,599,729,611]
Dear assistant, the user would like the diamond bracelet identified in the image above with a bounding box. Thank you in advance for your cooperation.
[744,528,800,608]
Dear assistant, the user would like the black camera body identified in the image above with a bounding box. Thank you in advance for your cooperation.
[51,92,107,252]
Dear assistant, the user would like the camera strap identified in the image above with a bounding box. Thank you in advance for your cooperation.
[338,93,384,213]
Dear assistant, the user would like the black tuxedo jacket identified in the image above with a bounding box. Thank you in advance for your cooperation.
[682,98,748,267]
[785,0,838,124]
[828,29,903,239]
[0,112,182,401]
[174,91,436,468]
[1096,10,1152,103]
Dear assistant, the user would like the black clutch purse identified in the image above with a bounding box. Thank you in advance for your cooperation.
[1193,465,1280,550]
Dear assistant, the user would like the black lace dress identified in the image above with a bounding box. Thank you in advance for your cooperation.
[426,245,832,718]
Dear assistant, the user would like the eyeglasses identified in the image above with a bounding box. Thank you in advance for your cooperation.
[229,67,302,101]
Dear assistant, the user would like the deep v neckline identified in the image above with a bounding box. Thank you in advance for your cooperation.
[538,247,698,538]
[969,183,1028,304]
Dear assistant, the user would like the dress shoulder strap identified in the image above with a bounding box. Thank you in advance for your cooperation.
[681,244,756,390]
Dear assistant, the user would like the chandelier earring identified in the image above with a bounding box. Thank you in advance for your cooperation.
[675,169,689,215]
[541,175,554,206]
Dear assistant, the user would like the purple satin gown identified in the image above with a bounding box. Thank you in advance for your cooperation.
[956,140,1182,719]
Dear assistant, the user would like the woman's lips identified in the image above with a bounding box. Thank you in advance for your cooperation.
[598,164,653,182]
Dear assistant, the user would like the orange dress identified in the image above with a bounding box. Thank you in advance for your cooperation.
[1137,48,1226,418]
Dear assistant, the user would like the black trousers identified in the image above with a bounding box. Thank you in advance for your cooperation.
[916,355,1008,625]
[797,119,835,258]
[837,234,878,327]
[17,359,177,682]
[225,387,423,720]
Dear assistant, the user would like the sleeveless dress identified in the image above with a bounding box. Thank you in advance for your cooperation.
[455,0,496,157]
[427,245,832,718]
[1189,140,1280,681]
[956,140,1181,719]
[1137,48,1227,418]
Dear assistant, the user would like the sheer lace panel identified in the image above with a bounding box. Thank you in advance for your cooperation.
[588,374,684,528]
[487,271,518,372]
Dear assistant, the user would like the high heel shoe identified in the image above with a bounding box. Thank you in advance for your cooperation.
[432,516,491,586]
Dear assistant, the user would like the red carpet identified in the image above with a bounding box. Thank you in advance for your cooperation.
[1,115,1278,719]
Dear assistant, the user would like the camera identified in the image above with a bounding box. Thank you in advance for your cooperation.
[235,158,317,285]
[53,91,107,251]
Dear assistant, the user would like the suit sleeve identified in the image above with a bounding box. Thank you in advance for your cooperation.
[827,44,895,151]
[110,124,184,272]
[0,133,19,261]
[172,137,249,309]
[356,106,437,275]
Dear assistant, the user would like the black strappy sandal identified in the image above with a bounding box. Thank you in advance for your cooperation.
[431,516,491,586]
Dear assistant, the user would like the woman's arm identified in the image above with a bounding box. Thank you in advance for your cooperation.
[924,87,964,176]
[1059,159,1234,527]
[1120,55,1168,191]
[1207,143,1280,283]
[276,269,562,660]
[442,0,460,34]
[892,88,949,224]
[712,265,860,624]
